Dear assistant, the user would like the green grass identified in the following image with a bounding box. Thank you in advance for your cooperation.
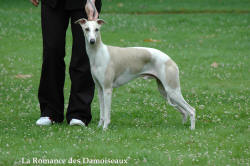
[101,0,250,13]
[0,0,249,165]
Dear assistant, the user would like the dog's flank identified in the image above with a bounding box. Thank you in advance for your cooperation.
[106,46,152,88]
[75,18,196,130]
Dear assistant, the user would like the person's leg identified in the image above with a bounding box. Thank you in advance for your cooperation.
[66,10,95,126]
[38,3,69,123]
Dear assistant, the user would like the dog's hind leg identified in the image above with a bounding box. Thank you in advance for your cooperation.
[157,79,188,124]
[162,59,195,129]
[168,91,196,130]
[157,79,168,99]
[176,106,188,124]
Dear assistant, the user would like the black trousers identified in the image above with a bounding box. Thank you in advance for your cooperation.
[38,2,99,125]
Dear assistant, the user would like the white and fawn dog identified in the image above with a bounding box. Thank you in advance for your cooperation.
[75,18,196,130]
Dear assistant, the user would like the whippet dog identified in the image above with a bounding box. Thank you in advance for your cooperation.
[75,18,196,130]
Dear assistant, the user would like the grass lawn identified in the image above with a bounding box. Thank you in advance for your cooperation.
[0,0,249,165]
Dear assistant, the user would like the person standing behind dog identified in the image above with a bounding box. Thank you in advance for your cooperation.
[30,0,102,126]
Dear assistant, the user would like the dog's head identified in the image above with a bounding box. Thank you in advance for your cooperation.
[75,18,105,45]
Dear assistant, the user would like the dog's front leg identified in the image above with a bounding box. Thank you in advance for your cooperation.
[103,88,112,130]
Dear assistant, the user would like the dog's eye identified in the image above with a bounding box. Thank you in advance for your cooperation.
[85,28,90,31]
[95,28,99,32]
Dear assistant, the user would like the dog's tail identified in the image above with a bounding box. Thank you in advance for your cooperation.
[167,94,177,107]
[157,79,177,107]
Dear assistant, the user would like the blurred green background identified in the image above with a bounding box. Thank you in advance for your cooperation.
[0,0,249,165]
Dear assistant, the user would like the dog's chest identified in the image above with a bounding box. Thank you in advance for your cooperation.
[91,65,104,79]
[89,46,110,83]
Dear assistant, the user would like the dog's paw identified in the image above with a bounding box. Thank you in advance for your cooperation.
[102,126,108,131]
[190,126,195,130]
[103,123,109,131]
[98,120,103,128]
[182,116,188,124]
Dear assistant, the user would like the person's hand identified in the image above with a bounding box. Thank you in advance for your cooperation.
[85,0,98,20]
[30,0,39,7]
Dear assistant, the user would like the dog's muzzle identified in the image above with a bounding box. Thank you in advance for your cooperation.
[90,39,95,45]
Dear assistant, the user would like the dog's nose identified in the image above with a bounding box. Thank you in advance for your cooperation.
[90,39,95,45]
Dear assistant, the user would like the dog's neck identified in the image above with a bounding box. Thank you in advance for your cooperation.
[85,35,105,66]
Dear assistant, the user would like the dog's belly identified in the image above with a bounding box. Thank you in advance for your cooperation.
[112,68,157,88]
[113,69,137,88]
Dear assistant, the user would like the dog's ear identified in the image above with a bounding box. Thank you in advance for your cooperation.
[97,19,105,25]
[75,18,88,25]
